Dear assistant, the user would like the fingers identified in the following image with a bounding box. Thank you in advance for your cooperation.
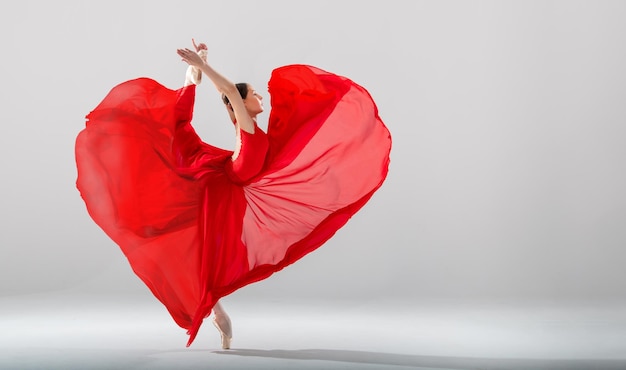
[176,48,193,56]
[177,48,202,66]
[176,48,191,63]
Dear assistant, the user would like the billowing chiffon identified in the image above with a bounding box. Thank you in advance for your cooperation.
[75,64,391,346]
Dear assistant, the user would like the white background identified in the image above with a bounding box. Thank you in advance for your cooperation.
[2,1,626,369]
[1,0,626,331]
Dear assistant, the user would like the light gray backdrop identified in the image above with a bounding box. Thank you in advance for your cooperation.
[1,0,625,306]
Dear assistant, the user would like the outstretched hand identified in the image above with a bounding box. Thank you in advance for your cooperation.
[177,48,205,68]
[178,38,207,67]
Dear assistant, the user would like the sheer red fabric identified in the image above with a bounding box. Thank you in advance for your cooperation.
[75,64,391,346]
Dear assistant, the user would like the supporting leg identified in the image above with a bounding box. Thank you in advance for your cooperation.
[212,300,232,349]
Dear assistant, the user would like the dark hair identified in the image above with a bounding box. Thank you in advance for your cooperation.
[222,83,249,106]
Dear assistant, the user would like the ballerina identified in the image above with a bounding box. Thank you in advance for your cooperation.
[75,39,391,348]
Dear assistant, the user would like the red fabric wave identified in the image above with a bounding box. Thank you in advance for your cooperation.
[75,64,392,346]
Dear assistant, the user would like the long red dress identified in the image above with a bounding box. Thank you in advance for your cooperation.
[75,64,391,346]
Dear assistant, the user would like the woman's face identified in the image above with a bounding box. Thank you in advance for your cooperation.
[244,85,264,116]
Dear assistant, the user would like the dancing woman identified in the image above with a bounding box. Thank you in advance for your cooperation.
[75,39,391,348]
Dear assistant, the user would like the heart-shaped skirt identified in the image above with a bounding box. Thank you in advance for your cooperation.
[75,64,392,346]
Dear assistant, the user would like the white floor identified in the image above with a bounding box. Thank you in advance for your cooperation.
[1,292,626,370]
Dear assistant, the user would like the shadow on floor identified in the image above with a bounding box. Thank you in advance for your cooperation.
[213,348,626,370]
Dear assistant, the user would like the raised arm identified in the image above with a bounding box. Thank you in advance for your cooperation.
[177,42,255,135]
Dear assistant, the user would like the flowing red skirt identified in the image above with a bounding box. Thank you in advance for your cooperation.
[75,64,391,346]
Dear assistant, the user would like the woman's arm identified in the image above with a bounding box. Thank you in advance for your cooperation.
[177,42,255,134]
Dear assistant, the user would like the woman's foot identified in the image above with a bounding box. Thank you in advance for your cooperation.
[212,314,232,350]
[183,49,207,86]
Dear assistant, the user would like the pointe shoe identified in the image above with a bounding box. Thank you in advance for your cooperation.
[212,316,232,350]
[183,49,207,86]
